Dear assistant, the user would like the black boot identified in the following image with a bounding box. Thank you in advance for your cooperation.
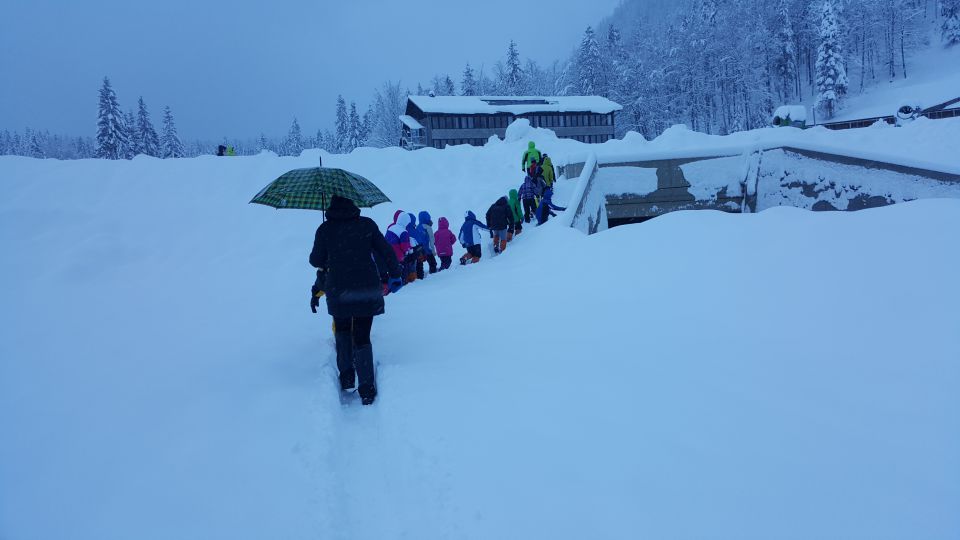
[334,330,355,390]
[354,345,377,405]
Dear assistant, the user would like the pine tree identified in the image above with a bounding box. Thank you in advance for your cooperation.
[285,118,304,156]
[461,63,478,96]
[95,77,127,159]
[136,97,160,157]
[815,0,848,119]
[505,40,524,94]
[944,0,960,46]
[334,95,349,153]
[575,27,608,96]
[123,110,138,158]
[348,102,362,151]
[442,75,456,96]
[257,133,270,153]
[160,106,184,158]
[773,0,798,102]
[28,131,44,158]
[0,130,10,155]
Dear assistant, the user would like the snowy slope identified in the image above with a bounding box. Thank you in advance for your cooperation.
[830,43,960,123]
[2,125,959,539]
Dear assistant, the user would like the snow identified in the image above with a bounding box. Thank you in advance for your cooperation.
[773,105,808,123]
[829,44,960,123]
[407,95,623,115]
[2,120,960,539]
[398,115,424,130]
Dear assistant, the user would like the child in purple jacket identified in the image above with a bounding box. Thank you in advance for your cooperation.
[434,216,457,271]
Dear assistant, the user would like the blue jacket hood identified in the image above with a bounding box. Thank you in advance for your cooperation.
[418,211,432,226]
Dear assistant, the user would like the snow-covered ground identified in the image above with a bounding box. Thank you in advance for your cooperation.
[830,42,960,123]
[2,123,959,539]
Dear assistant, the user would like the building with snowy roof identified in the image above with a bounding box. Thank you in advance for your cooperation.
[399,95,623,150]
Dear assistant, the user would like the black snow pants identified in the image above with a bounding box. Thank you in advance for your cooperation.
[522,198,537,223]
[333,316,376,396]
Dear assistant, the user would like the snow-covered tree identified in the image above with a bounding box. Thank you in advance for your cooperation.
[815,0,848,119]
[257,133,270,153]
[348,102,362,151]
[461,63,478,96]
[944,0,960,46]
[123,110,137,159]
[334,95,349,153]
[773,0,799,101]
[95,77,127,159]
[136,97,160,157]
[366,81,406,148]
[575,27,608,96]
[285,118,304,156]
[160,106,184,158]
[502,40,524,94]
[28,131,44,158]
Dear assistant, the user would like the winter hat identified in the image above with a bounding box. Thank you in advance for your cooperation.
[528,141,536,149]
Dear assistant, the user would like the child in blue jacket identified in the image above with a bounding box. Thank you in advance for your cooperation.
[458,210,489,265]
[415,211,438,278]
[535,187,566,225]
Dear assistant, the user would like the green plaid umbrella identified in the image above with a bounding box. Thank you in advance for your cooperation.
[249,167,390,211]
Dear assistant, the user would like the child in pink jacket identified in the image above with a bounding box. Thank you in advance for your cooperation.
[434,217,457,271]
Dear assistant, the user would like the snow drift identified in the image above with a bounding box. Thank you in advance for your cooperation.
[1,124,959,540]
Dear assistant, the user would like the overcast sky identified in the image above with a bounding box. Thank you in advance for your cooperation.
[0,0,622,140]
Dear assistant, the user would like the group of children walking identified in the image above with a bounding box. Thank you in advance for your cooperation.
[381,141,566,281]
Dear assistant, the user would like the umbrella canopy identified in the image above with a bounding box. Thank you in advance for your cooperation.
[249,167,390,211]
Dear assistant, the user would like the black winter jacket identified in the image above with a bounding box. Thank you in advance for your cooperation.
[309,197,401,318]
[485,197,514,230]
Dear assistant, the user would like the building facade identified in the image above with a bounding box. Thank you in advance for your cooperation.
[400,96,622,150]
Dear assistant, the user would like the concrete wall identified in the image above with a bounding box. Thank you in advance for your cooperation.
[563,147,960,234]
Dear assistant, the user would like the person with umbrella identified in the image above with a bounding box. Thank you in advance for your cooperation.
[251,166,398,405]
[309,195,404,405]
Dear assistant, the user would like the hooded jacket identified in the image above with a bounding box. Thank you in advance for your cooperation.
[522,141,541,171]
[415,211,436,255]
[542,156,556,187]
[434,217,457,257]
[518,175,545,200]
[508,189,524,224]
[385,211,411,261]
[458,211,489,247]
[485,197,514,231]
[309,196,401,318]
[536,187,567,225]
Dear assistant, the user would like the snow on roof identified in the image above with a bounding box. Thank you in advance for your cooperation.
[399,115,424,130]
[408,95,623,115]
[773,105,808,122]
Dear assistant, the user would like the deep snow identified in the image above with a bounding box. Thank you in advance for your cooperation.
[1,123,959,539]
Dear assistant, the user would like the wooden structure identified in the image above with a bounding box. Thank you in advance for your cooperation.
[400,96,622,149]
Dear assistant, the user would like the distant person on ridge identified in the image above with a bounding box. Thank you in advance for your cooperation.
[458,211,489,265]
[522,141,541,172]
[434,216,457,271]
[309,195,404,406]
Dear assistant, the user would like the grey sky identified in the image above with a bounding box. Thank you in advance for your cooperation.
[0,0,623,140]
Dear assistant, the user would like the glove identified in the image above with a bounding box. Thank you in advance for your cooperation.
[388,277,404,294]
[310,294,320,313]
